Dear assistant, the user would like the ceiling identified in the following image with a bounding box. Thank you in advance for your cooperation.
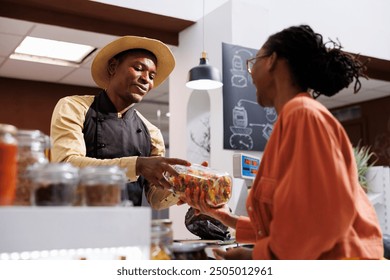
[0,0,390,145]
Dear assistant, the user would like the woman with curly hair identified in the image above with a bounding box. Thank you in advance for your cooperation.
[183,25,384,260]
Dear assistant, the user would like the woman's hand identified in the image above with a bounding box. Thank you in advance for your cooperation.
[177,160,238,228]
[179,185,237,229]
[213,247,253,260]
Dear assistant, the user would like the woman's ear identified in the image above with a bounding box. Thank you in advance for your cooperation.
[268,52,278,71]
[107,58,118,77]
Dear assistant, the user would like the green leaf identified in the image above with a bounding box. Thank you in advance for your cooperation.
[353,142,378,190]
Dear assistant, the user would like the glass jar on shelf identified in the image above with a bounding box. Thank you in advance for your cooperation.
[78,165,127,206]
[0,124,18,206]
[150,219,174,260]
[14,129,50,205]
[31,162,79,206]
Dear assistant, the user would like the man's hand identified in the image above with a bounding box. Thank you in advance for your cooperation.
[136,156,190,189]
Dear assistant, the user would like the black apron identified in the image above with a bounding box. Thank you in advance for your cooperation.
[83,91,151,206]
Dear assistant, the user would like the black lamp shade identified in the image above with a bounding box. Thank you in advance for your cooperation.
[186,57,223,90]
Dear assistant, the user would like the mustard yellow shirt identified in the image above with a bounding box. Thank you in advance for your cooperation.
[50,95,177,210]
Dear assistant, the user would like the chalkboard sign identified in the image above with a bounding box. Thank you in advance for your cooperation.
[222,42,277,151]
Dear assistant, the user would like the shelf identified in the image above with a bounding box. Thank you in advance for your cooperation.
[367,192,384,206]
[0,207,151,259]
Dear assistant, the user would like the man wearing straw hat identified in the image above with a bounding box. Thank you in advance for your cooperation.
[50,36,189,209]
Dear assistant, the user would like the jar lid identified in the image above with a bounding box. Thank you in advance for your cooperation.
[32,162,79,183]
[0,123,17,135]
[16,129,50,148]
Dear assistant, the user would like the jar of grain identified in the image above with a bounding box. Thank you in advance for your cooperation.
[0,124,18,206]
[14,130,50,205]
[150,220,174,260]
[31,163,79,206]
[78,165,127,206]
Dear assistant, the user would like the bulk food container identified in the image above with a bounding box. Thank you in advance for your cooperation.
[150,219,173,260]
[78,165,127,206]
[14,129,50,205]
[164,164,232,207]
[31,163,79,206]
[0,124,18,206]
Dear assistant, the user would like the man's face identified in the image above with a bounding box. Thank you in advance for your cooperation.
[108,51,157,104]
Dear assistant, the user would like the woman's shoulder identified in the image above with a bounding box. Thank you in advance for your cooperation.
[282,92,328,117]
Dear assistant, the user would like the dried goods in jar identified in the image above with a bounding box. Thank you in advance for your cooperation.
[14,130,49,205]
[165,164,232,207]
[31,163,79,206]
[150,222,173,260]
[79,165,126,206]
[0,124,18,206]
[84,184,122,206]
[34,182,74,206]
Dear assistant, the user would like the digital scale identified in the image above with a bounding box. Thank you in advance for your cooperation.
[228,153,261,216]
[233,153,260,181]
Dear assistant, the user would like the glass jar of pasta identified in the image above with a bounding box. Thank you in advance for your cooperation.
[164,164,233,207]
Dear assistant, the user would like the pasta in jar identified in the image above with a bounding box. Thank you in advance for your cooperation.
[165,164,232,207]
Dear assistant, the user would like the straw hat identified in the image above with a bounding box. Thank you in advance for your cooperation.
[91,36,175,89]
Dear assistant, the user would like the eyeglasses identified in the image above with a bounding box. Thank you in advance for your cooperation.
[246,54,269,74]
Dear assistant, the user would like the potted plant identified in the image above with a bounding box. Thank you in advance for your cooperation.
[353,143,377,191]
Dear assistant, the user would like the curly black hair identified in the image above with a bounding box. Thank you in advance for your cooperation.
[262,25,368,98]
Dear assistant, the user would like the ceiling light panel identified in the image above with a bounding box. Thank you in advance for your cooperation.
[12,36,96,65]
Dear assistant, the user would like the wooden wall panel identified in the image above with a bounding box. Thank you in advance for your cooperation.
[332,96,390,166]
[0,77,99,135]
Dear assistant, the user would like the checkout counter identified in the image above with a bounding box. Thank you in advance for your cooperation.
[0,207,151,260]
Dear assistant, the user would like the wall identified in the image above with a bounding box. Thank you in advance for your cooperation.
[171,0,266,174]
[255,0,390,60]
[170,0,267,239]
[331,95,390,166]
[0,77,99,135]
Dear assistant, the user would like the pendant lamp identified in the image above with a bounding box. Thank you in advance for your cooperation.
[186,0,223,90]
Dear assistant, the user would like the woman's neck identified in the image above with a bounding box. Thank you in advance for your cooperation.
[272,60,305,114]
[273,85,303,114]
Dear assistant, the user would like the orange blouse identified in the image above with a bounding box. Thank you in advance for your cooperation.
[235,93,384,259]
